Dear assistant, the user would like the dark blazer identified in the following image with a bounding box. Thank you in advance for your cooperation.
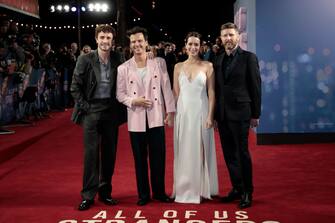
[214,47,261,121]
[70,50,126,125]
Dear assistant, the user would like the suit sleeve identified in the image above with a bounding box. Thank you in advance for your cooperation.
[116,65,134,108]
[247,53,262,118]
[70,54,89,112]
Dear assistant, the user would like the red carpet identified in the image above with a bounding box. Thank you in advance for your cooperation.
[0,110,334,223]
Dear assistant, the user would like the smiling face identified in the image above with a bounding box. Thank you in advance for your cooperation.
[185,36,201,57]
[220,28,239,51]
[95,31,113,52]
[129,32,148,56]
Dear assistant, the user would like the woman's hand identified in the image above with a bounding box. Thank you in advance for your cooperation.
[205,117,213,129]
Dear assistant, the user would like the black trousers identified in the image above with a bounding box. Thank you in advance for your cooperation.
[81,112,118,200]
[129,126,166,200]
[218,119,253,193]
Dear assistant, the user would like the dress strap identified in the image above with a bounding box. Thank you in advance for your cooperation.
[180,63,185,74]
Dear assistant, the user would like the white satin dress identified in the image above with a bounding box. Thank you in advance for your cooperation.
[172,69,218,204]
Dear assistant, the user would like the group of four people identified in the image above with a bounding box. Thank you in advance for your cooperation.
[70,22,261,211]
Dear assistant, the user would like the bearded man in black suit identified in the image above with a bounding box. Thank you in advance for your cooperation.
[214,22,261,209]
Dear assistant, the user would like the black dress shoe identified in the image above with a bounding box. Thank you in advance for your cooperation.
[99,196,118,205]
[239,192,252,209]
[221,189,242,203]
[78,199,94,211]
[152,195,173,203]
[137,198,150,206]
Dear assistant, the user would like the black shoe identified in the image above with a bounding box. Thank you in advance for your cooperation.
[78,199,94,211]
[221,189,242,203]
[0,128,15,135]
[99,196,118,205]
[239,192,252,209]
[137,198,150,206]
[152,195,173,203]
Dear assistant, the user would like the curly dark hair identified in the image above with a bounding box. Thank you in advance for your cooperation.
[126,26,148,41]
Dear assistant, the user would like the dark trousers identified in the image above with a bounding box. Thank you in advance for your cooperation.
[129,126,166,200]
[218,119,253,193]
[81,112,118,200]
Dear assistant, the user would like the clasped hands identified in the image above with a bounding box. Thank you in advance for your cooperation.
[132,96,152,108]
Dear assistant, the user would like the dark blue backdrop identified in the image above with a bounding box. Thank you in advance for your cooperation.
[256,0,335,133]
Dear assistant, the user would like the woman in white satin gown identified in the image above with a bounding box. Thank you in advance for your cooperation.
[172,32,218,203]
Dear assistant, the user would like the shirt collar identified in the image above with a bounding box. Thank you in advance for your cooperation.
[225,45,239,57]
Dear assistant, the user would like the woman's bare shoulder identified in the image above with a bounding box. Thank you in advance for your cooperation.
[174,62,184,71]
[201,60,213,67]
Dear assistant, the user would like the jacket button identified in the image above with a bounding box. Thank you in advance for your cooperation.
[130,81,133,84]
[134,92,136,94]
[154,75,157,78]
[155,98,157,101]
[153,87,156,89]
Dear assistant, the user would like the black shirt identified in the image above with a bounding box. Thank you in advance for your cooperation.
[222,48,238,80]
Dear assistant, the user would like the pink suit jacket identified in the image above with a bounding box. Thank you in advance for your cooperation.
[117,57,175,132]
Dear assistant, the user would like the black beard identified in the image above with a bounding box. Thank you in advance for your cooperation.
[224,42,236,50]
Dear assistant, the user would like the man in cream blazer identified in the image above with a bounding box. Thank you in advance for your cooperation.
[117,26,175,206]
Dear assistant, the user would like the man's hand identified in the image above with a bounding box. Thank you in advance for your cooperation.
[78,100,90,113]
[250,118,259,128]
[132,96,152,108]
[164,113,174,127]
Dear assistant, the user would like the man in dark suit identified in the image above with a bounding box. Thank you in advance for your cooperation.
[70,24,125,211]
[214,22,261,209]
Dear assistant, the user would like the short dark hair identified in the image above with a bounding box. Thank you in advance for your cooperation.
[185,31,202,43]
[220,22,239,33]
[126,26,148,41]
[95,24,116,38]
